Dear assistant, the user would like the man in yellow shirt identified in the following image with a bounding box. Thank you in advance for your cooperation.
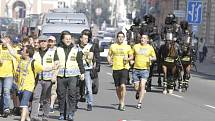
[107,31,133,111]
[0,36,16,117]
[131,34,156,109]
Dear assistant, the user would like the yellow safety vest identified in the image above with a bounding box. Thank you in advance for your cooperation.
[57,47,80,77]
[33,49,55,80]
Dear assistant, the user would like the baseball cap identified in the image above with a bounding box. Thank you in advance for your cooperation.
[48,36,56,41]
[38,35,48,41]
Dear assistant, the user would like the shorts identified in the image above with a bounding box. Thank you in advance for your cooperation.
[18,90,32,108]
[132,69,149,83]
[113,69,129,87]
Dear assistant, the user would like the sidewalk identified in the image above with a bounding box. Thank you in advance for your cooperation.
[192,60,215,76]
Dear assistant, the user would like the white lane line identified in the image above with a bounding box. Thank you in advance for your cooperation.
[106,72,112,76]
[170,94,183,98]
[205,104,215,109]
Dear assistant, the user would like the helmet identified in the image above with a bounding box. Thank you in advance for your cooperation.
[144,14,155,24]
[165,13,176,24]
[180,20,189,30]
[133,17,141,26]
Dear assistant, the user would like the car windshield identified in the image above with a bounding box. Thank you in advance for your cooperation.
[0,18,13,25]
[100,41,111,49]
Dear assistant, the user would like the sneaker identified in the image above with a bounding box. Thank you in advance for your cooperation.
[168,89,173,94]
[3,108,10,118]
[136,103,142,109]
[135,92,139,100]
[67,113,74,121]
[163,89,167,95]
[87,104,92,111]
[118,104,125,111]
[58,114,64,120]
[31,116,42,121]
[12,107,21,116]
[49,108,54,113]
[42,116,49,121]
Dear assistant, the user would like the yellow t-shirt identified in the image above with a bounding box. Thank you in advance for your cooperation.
[108,43,133,70]
[0,45,18,77]
[15,55,43,92]
[133,44,156,69]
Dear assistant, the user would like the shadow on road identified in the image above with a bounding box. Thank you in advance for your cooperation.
[93,105,116,110]
[192,71,215,80]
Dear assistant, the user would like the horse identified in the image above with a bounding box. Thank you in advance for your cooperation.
[159,40,181,94]
[178,29,193,92]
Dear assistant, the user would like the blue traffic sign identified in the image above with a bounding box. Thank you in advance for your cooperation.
[187,0,203,24]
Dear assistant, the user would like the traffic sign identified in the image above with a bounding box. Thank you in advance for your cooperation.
[187,0,203,24]
[174,10,186,18]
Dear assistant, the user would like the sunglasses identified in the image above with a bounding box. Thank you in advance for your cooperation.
[48,39,56,42]
[39,40,47,42]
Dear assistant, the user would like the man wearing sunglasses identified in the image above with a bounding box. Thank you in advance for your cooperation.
[31,35,58,121]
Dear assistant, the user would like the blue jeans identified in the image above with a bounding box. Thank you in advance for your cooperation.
[85,70,93,105]
[132,69,149,83]
[0,77,13,110]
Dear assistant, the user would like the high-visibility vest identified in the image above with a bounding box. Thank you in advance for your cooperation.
[181,56,191,62]
[57,47,80,77]
[79,43,93,70]
[33,49,55,80]
[164,57,175,63]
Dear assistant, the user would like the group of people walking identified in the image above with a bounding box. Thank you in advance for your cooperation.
[0,13,199,121]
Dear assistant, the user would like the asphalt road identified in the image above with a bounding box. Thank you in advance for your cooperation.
[1,64,215,121]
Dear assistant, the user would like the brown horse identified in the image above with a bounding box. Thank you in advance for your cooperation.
[159,40,180,94]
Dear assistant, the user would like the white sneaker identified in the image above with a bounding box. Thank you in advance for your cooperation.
[168,89,173,94]
[163,90,167,95]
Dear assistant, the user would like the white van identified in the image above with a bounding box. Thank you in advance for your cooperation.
[41,23,89,43]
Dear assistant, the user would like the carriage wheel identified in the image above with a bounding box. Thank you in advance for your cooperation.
[158,78,162,87]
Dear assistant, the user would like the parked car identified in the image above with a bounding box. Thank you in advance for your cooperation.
[99,37,114,63]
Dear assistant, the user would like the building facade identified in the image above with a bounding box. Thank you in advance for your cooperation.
[0,0,68,18]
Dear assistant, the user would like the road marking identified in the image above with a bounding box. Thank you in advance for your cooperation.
[205,104,215,109]
[170,94,183,98]
[106,72,112,76]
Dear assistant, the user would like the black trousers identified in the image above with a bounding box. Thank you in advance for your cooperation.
[57,76,78,114]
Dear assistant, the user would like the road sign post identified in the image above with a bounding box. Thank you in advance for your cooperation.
[187,0,203,24]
